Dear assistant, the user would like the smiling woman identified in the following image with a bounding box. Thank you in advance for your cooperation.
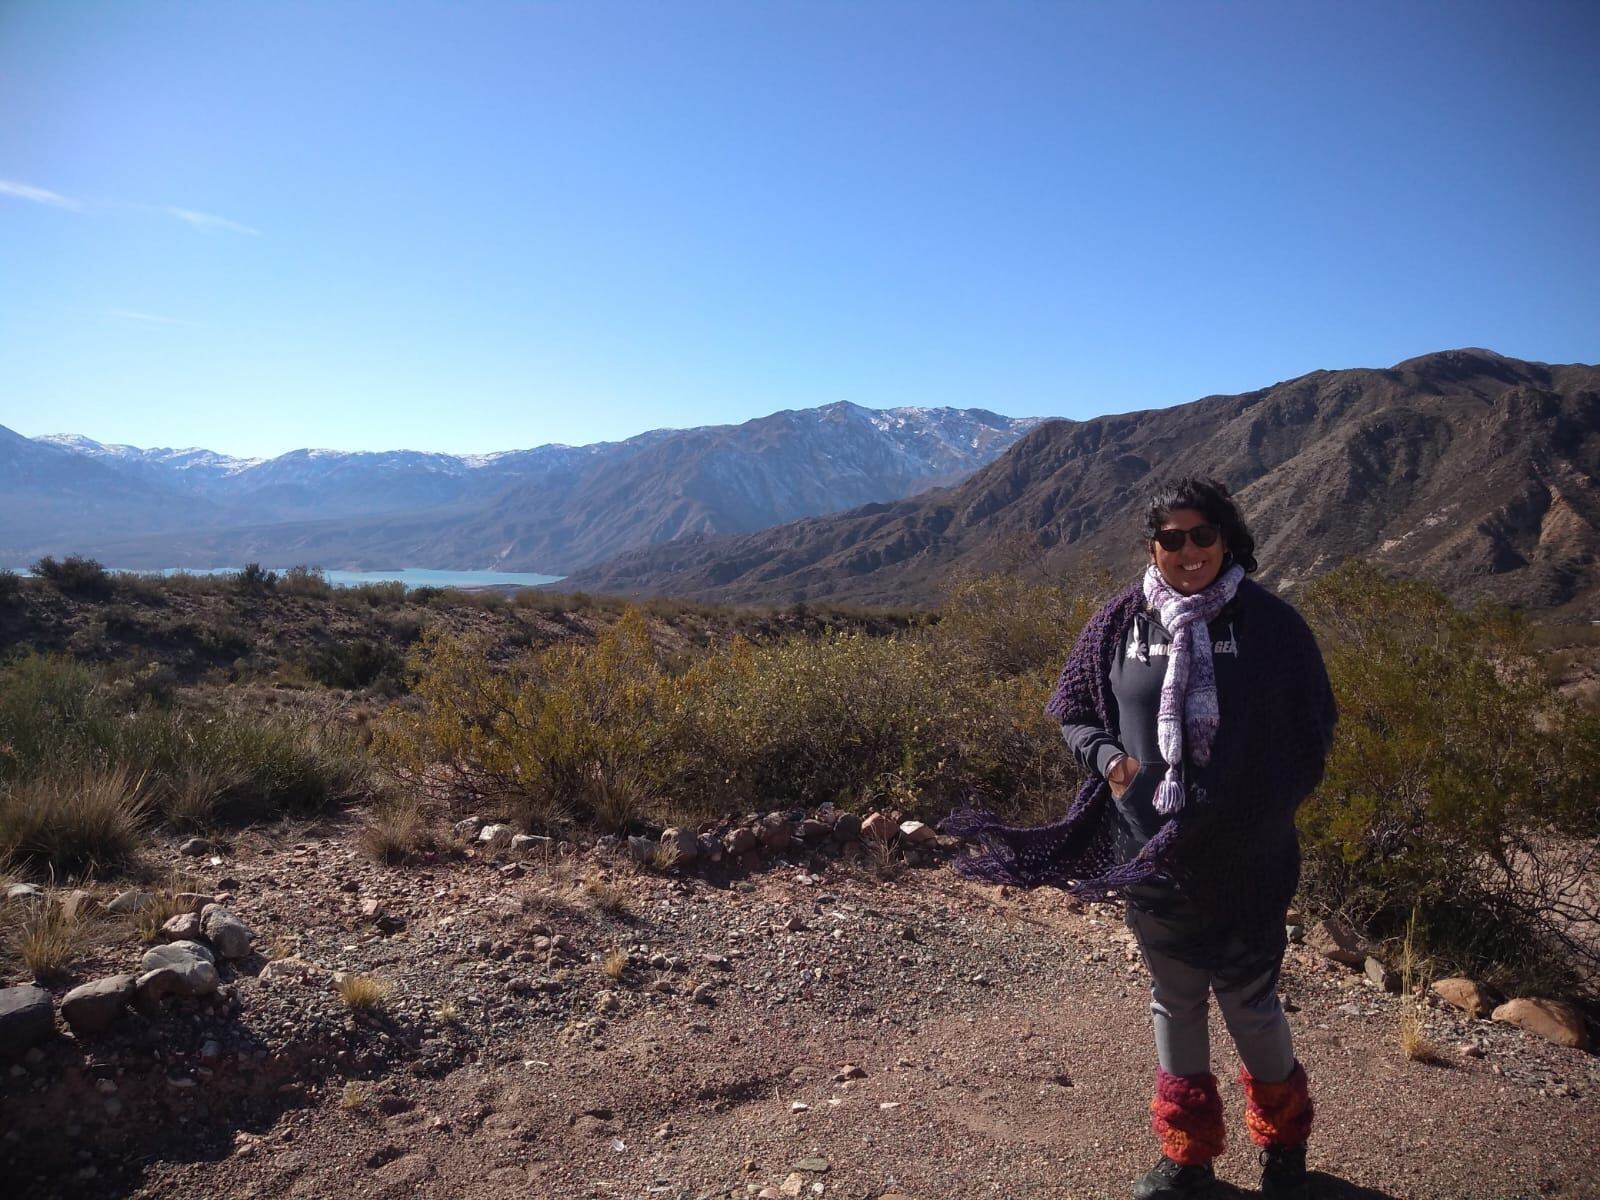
[944,476,1334,1200]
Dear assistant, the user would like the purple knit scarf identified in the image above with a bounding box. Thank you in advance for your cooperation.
[1141,562,1244,815]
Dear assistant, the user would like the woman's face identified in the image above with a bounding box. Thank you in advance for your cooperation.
[1151,507,1226,595]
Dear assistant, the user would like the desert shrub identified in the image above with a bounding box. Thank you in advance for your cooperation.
[0,766,150,875]
[0,653,369,826]
[111,572,165,602]
[378,609,677,831]
[677,632,953,810]
[934,570,1098,679]
[237,562,279,593]
[0,569,20,605]
[279,564,331,598]
[304,638,403,690]
[1298,561,1600,999]
[341,581,407,608]
[32,554,112,599]
[359,793,431,864]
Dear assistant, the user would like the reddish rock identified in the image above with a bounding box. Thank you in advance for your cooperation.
[1491,998,1590,1050]
[1432,977,1492,1019]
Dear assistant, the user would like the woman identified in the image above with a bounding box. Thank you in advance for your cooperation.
[944,478,1336,1200]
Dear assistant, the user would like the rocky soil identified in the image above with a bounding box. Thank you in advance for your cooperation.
[3,820,1598,1200]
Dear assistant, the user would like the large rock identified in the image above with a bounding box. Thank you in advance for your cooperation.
[1305,918,1367,966]
[0,985,54,1055]
[107,889,155,914]
[1491,998,1590,1050]
[725,827,757,855]
[861,812,896,843]
[1363,956,1399,993]
[478,824,514,850]
[831,813,862,842]
[200,904,254,959]
[5,883,42,904]
[1432,977,1492,1019]
[140,940,219,996]
[899,820,936,845]
[659,827,699,863]
[161,913,203,941]
[61,975,136,1036]
[756,813,792,849]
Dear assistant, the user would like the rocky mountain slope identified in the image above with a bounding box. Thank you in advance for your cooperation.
[8,405,1041,574]
[558,350,1600,616]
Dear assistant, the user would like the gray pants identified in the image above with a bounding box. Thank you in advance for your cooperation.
[1126,905,1296,1082]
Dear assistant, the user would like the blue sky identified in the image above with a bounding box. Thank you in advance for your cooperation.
[2,1,1596,458]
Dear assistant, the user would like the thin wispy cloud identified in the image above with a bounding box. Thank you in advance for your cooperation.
[106,308,202,328]
[167,207,260,236]
[0,179,82,211]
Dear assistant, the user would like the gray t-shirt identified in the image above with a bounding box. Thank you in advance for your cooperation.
[1061,602,1243,863]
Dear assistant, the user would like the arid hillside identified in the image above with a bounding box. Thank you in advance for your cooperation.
[560,350,1600,617]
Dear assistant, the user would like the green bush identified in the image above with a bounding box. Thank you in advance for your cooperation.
[0,569,19,606]
[237,562,279,593]
[1298,561,1600,998]
[32,554,112,599]
[379,577,1098,831]
[304,638,403,690]
[280,564,332,598]
[0,653,370,836]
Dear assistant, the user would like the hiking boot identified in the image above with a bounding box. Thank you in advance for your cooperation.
[1259,1144,1310,1199]
[1132,1154,1216,1199]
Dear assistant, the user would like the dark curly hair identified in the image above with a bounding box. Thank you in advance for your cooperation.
[1142,476,1258,574]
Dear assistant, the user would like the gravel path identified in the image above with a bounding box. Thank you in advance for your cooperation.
[6,833,1596,1199]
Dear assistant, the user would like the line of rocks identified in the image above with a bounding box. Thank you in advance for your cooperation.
[0,895,257,1057]
[1300,915,1590,1051]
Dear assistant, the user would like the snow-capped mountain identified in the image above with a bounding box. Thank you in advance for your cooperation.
[9,404,1046,571]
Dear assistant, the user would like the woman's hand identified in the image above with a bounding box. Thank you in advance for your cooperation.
[1106,754,1141,799]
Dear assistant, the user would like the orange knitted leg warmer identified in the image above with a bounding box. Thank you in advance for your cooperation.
[1239,1061,1313,1148]
[1151,1070,1226,1166]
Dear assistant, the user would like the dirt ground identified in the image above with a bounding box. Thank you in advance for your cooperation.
[4,826,1597,1200]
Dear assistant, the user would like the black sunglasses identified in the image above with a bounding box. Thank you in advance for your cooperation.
[1152,523,1221,552]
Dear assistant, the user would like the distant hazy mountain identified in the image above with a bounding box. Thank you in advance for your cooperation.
[8,403,1044,572]
[557,350,1600,617]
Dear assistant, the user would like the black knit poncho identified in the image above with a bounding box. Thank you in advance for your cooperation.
[943,578,1337,992]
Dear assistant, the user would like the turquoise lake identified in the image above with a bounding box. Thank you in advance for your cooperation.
[22,566,564,590]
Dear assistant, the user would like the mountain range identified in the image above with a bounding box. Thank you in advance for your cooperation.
[0,404,1043,573]
[556,350,1600,617]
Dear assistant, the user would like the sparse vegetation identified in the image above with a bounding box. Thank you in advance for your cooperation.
[1299,561,1600,1001]
[581,869,630,917]
[0,767,150,875]
[9,899,89,979]
[360,794,431,864]
[1397,910,1443,1065]
[602,946,629,980]
[336,973,392,1011]
[32,554,113,599]
[431,1000,461,1025]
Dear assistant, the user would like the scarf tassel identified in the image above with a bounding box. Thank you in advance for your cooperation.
[1154,771,1186,815]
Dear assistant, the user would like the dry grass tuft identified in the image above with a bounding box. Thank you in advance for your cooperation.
[0,767,150,876]
[158,766,225,832]
[1398,909,1444,1064]
[651,839,681,872]
[359,794,431,864]
[340,1081,372,1109]
[581,870,630,917]
[336,973,393,1011]
[132,870,209,942]
[11,901,87,979]
[431,1001,461,1025]
[602,946,629,980]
